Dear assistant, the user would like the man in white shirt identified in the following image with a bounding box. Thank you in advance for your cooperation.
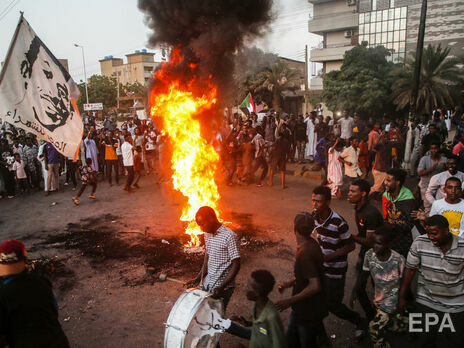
[339,136,362,196]
[12,153,28,193]
[430,177,464,237]
[121,134,134,193]
[426,155,464,206]
[338,111,354,146]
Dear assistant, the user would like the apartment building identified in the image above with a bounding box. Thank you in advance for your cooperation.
[307,0,359,92]
[99,49,160,85]
[358,0,464,59]
[308,0,464,93]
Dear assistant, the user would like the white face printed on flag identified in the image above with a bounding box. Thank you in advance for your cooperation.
[0,16,83,159]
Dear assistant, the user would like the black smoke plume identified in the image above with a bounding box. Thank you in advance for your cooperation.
[138,0,273,106]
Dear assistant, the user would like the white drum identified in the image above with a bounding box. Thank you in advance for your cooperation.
[164,289,225,348]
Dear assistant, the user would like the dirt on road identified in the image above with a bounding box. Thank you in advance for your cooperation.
[0,170,410,347]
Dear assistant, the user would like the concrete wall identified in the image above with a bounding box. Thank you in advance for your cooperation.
[100,55,159,86]
[314,0,353,16]
[326,31,353,46]
[359,0,464,57]
[326,61,343,72]
[406,0,464,57]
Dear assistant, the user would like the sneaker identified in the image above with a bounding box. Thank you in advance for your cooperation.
[133,183,140,189]
[64,182,69,186]
[89,194,96,199]
[72,197,79,205]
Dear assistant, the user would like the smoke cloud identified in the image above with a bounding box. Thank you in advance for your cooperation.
[138,0,273,106]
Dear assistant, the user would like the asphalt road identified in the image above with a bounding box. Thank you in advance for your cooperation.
[0,167,411,348]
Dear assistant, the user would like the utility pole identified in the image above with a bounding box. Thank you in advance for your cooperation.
[403,0,427,172]
[116,72,120,110]
[304,44,309,114]
[74,44,89,105]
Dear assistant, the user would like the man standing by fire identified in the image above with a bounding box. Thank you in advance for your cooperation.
[186,206,241,310]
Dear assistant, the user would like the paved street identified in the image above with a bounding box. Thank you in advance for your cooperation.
[0,167,414,347]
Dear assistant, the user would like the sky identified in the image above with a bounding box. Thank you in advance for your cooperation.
[0,0,322,84]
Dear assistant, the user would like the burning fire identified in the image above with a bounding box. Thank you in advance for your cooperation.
[149,54,221,247]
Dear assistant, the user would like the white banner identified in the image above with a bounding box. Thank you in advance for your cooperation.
[0,15,83,159]
[136,109,147,120]
[84,103,103,111]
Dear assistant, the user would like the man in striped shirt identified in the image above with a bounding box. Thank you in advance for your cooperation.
[399,215,464,345]
[311,186,365,339]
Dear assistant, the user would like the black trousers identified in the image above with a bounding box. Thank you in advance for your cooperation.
[326,276,362,326]
[286,311,327,348]
[66,160,77,188]
[413,303,464,347]
[3,169,15,196]
[76,182,97,198]
[253,156,268,182]
[125,166,134,187]
[106,160,119,184]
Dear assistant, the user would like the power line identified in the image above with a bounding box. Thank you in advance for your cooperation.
[0,0,20,21]
[0,0,17,17]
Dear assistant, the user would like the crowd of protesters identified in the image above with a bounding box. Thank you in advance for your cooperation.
[207,105,464,347]
[188,178,464,347]
[0,114,169,204]
[2,105,464,347]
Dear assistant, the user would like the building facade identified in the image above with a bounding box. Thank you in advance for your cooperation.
[358,0,464,59]
[279,57,307,115]
[308,0,464,93]
[308,0,359,92]
[99,49,160,86]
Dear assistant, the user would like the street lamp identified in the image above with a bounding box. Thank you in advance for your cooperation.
[74,43,89,105]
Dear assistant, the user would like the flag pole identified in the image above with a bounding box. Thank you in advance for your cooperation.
[0,12,24,86]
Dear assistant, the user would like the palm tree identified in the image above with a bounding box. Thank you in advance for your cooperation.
[390,44,463,115]
[250,61,303,109]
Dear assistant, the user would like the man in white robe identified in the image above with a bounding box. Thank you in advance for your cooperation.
[305,112,317,160]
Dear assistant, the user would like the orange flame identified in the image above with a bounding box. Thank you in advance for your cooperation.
[149,76,221,247]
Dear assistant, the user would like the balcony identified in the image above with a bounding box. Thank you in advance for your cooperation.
[310,43,355,62]
[308,11,358,34]
[309,77,323,90]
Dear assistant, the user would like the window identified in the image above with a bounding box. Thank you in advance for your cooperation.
[390,0,395,8]
[372,0,377,11]
[358,6,408,62]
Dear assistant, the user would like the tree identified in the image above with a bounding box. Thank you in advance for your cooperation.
[121,81,148,98]
[250,60,302,109]
[233,47,278,105]
[390,44,463,115]
[76,75,118,113]
[321,43,397,118]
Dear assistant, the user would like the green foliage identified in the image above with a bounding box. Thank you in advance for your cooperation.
[76,75,118,113]
[75,76,149,114]
[248,60,303,109]
[390,44,464,115]
[321,43,397,118]
[121,82,148,98]
[231,47,278,106]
